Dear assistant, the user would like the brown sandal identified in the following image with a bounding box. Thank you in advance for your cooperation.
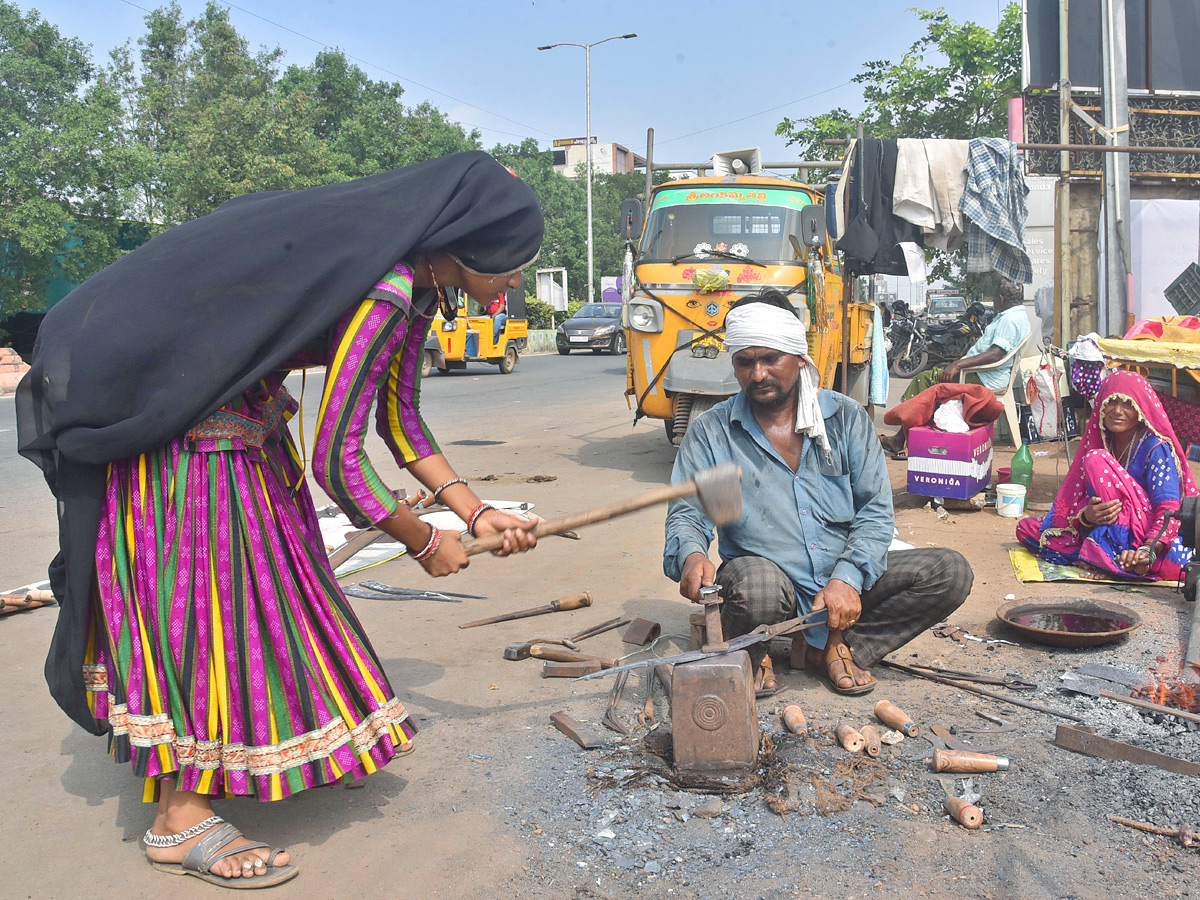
[754,656,778,698]
[822,643,876,696]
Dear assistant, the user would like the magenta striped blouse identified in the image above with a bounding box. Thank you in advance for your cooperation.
[310,286,439,526]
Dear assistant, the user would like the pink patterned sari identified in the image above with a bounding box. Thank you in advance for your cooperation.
[1016,371,1197,581]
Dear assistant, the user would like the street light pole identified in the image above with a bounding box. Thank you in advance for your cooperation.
[538,33,636,304]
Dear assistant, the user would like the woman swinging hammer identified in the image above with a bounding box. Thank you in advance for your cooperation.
[16,152,544,888]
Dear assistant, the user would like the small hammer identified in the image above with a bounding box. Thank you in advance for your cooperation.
[459,462,742,555]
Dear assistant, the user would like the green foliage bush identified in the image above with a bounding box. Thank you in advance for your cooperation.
[525,297,556,330]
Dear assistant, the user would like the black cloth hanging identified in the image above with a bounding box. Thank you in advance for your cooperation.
[16,150,544,733]
[836,139,923,276]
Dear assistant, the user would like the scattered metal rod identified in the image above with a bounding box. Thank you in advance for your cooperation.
[602,670,631,736]
[360,581,485,600]
[638,666,658,729]
[1060,673,1200,725]
[881,659,1088,723]
[1105,815,1198,849]
[460,592,592,629]
[1055,725,1200,777]
[907,663,1036,691]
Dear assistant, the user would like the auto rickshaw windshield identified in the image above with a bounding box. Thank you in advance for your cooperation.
[640,185,813,264]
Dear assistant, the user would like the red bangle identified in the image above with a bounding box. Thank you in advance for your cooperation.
[410,525,441,561]
[466,503,495,537]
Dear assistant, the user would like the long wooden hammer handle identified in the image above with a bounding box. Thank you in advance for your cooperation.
[460,481,699,555]
[530,646,617,667]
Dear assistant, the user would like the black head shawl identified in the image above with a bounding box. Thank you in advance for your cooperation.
[16,150,544,733]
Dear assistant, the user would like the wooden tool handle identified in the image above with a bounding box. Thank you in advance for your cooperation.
[460,482,698,555]
[550,592,593,612]
[875,700,919,736]
[529,646,615,667]
[944,797,984,829]
[836,724,865,753]
[859,723,882,757]
[781,704,808,736]
[933,749,1002,773]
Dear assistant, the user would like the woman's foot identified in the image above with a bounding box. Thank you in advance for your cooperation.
[144,782,290,881]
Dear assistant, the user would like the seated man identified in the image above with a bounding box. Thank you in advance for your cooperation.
[664,290,972,695]
[880,278,1030,455]
[488,293,507,336]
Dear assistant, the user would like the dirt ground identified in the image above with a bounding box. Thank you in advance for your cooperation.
[2,375,1199,899]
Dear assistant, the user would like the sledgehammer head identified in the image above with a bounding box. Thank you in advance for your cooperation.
[692,462,742,525]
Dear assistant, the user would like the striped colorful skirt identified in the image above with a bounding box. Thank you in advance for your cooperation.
[83,409,416,802]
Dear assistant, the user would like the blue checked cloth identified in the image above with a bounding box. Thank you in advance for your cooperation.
[960,138,1032,283]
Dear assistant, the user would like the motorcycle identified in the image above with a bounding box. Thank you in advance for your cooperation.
[886,303,923,378]
[890,301,991,379]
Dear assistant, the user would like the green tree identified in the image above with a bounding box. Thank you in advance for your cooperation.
[491,139,588,300]
[776,3,1020,289]
[106,1,331,227]
[777,3,1020,157]
[278,51,479,180]
[0,1,132,318]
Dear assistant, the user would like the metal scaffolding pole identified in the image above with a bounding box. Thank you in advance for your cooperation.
[1056,0,1072,346]
[1101,0,1131,334]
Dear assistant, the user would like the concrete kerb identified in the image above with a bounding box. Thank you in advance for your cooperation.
[524,329,557,355]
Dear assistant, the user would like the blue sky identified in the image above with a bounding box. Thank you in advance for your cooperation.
[33,0,1007,164]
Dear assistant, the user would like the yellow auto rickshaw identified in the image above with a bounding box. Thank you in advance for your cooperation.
[422,287,528,376]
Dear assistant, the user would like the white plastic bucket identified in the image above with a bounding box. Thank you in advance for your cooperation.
[996,483,1026,518]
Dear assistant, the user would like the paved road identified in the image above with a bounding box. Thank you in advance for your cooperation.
[0,350,641,590]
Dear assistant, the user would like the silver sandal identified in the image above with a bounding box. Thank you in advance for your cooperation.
[145,818,297,889]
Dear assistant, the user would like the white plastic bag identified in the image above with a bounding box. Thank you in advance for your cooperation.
[1025,359,1060,439]
[932,399,970,433]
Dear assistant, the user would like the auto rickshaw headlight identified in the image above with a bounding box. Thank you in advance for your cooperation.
[628,299,663,333]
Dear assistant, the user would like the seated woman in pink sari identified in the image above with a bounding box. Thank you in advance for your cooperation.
[1016,371,1197,581]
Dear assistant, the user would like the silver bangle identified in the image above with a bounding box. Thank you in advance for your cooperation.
[431,478,467,503]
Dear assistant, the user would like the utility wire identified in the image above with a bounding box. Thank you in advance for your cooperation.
[114,0,856,157]
[643,81,856,152]
[114,0,553,141]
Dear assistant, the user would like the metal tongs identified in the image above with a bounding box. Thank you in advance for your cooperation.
[905,662,1037,691]
[572,608,829,681]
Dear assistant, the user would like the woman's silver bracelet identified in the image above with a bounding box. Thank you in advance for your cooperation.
[431,477,467,504]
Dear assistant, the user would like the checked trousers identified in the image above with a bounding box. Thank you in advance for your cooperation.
[714,548,972,668]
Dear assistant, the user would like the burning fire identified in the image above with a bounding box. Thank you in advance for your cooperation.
[1135,654,1200,713]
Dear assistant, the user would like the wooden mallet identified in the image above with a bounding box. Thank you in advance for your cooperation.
[460,463,742,555]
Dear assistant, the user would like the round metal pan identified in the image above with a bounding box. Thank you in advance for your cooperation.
[995,597,1142,648]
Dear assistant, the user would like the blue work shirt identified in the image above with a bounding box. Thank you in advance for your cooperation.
[663,388,894,649]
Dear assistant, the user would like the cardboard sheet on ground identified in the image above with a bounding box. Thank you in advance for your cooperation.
[1009,547,1141,585]
[319,501,535,577]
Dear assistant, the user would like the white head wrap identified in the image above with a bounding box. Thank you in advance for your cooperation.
[724,303,830,457]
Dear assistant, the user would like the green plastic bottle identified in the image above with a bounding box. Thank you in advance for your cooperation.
[1009,441,1034,490]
